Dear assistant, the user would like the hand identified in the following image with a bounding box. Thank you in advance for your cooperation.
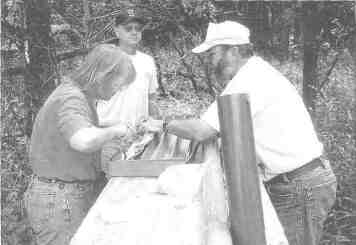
[141,118,163,133]
[126,143,145,160]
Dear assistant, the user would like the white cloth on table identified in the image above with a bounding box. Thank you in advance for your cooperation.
[156,143,288,245]
[71,137,288,245]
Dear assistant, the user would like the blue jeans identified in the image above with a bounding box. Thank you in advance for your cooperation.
[24,177,100,245]
[265,158,337,245]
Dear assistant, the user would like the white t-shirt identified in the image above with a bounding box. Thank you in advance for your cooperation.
[97,50,158,126]
[201,56,323,180]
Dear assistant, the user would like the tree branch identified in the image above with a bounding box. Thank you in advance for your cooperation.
[82,0,90,47]
[318,52,341,91]
[169,35,199,92]
[88,20,114,42]
[51,26,82,46]
[2,47,91,77]
[52,5,83,27]
[88,10,121,21]
[56,47,90,61]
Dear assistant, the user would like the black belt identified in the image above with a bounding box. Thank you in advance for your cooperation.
[266,157,324,185]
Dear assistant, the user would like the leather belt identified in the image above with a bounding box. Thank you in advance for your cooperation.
[266,157,324,185]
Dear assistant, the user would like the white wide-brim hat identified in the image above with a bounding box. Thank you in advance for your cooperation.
[192,21,250,53]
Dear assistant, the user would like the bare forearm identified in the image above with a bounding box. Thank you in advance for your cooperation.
[70,125,127,153]
[166,119,219,142]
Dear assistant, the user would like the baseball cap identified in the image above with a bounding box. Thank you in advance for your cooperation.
[192,21,250,53]
[115,8,146,26]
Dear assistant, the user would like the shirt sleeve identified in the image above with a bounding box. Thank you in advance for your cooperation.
[200,101,220,131]
[148,57,159,94]
[57,95,94,141]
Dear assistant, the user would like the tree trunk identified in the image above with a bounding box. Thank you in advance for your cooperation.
[279,23,290,61]
[278,3,294,61]
[252,2,273,56]
[302,2,322,117]
[24,0,55,137]
[347,0,356,212]
[294,3,302,45]
[349,35,356,143]
[350,33,356,203]
[83,0,90,48]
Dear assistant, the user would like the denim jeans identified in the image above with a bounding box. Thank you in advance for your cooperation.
[265,158,337,245]
[24,177,101,245]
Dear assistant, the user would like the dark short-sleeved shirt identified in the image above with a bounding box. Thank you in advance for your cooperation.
[29,78,100,181]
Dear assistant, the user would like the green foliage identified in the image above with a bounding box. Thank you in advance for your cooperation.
[135,0,215,43]
[1,139,34,245]
[278,52,356,244]
[320,1,355,49]
[1,76,34,245]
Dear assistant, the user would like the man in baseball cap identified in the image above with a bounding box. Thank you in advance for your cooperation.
[193,21,254,85]
[97,7,161,165]
[159,20,337,245]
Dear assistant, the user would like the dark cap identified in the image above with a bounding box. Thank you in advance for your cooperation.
[115,8,146,26]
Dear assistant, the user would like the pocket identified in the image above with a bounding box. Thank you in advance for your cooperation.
[267,182,296,199]
[299,181,337,244]
[268,189,297,215]
[62,189,94,228]
[24,186,57,233]
[310,181,337,223]
[68,187,95,213]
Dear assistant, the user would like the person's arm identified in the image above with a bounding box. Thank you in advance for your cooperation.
[139,117,218,142]
[148,93,161,118]
[69,124,130,153]
[148,56,161,118]
[58,94,132,153]
[166,119,219,142]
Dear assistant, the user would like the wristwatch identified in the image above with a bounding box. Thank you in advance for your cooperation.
[162,118,169,133]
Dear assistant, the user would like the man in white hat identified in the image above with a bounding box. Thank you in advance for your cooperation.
[160,21,337,245]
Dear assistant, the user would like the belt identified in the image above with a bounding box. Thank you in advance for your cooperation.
[36,176,95,185]
[266,157,324,185]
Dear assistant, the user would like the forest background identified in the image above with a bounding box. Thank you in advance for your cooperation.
[1,0,356,244]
